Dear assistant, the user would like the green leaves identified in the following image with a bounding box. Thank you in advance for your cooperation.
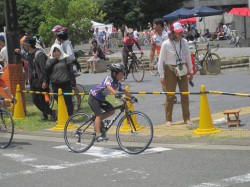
[38,0,105,46]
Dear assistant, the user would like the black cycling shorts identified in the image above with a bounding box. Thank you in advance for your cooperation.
[88,95,114,116]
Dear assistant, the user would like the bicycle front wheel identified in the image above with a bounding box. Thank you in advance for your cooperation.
[116,111,153,154]
[0,110,14,149]
[64,112,96,153]
[150,58,158,76]
[204,53,221,75]
[132,59,145,82]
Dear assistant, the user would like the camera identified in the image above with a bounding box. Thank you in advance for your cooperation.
[176,59,183,70]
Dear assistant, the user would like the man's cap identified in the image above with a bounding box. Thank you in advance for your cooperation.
[170,22,184,33]
[23,37,36,46]
[0,65,4,74]
[0,35,5,42]
[51,25,62,32]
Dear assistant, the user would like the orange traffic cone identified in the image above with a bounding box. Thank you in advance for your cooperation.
[120,86,144,132]
[13,84,25,119]
[193,85,220,135]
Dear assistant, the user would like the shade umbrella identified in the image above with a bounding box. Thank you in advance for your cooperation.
[227,7,250,17]
[181,5,223,18]
[163,8,190,20]
[179,17,196,24]
[227,7,250,39]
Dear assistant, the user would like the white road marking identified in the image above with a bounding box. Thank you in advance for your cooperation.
[190,173,250,187]
[53,145,171,158]
[0,146,170,180]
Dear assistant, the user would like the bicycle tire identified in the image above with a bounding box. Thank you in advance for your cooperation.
[204,53,221,75]
[131,59,145,82]
[0,109,14,149]
[64,112,96,153]
[150,58,158,76]
[116,111,153,154]
[75,84,86,101]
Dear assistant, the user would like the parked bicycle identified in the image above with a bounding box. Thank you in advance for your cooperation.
[229,32,245,48]
[0,98,15,149]
[126,52,145,82]
[192,41,221,75]
[64,94,153,154]
[49,83,86,111]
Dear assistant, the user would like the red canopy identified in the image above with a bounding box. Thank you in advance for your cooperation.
[179,17,196,24]
[227,7,250,17]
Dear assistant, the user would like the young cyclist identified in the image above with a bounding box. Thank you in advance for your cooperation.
[88,63,138,142]
[0,65,16,104]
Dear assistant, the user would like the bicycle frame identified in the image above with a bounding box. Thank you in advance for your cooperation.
[76,98,136,135]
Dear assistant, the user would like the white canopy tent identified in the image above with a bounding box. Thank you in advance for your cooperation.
[91,21,113,33]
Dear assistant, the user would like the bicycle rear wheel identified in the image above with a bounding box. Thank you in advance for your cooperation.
[0,110,14,149]
[64,112,96,153]
[204,53,221,75]
[116,111,153,154]
[150,58,158,76]
[131,59,145,82]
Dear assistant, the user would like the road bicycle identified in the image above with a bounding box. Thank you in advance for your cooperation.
[192,41,221,75]
[64,94,153,154]
[0,98,14,149]
[229,32,245,48]
[49,83,86,111]
[126,52,145,82]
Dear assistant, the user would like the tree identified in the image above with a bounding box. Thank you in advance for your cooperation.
[16,0,44,34]
[97,0,189,30]
[39,0,105,46]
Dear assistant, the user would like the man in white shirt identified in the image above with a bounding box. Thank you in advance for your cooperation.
[0,35,7,67]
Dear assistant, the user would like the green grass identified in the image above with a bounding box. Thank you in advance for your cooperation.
[13,94,125,132]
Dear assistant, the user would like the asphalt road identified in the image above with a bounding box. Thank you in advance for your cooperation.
[0,134,250,187]
[76,67,250,129]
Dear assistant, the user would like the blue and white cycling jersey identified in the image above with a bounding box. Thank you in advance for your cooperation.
[90,75,124,102]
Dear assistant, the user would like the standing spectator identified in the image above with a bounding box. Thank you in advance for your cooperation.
[94,27,100,44]
[22,37,57,121]
[51,25,63,44]
[121,24,127,38]
[158,22,193,127]
[43,44,76,116]
[56,30,75,61]
[133,28,139,39]
[0,35,7,67]
[150,18,168,70]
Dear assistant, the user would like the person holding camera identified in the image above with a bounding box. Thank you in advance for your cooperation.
[158,22,194,127]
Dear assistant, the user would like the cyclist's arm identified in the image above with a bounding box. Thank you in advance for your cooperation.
[135,41,142,52]
[107,85,117,95]
[124,90,132,98]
